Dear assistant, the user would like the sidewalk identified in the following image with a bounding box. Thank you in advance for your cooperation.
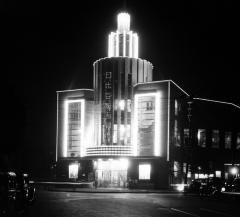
[35,181,178,193]
[222,191,240,196]
[34,181,240,196]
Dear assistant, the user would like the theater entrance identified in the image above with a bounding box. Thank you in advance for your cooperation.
[95,159,128,188]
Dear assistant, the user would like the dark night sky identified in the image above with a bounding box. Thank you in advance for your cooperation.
[2,1,240,175]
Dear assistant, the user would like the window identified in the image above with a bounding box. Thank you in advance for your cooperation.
[184,129,189,146]
[236,133,240,150]
[113,124,117,144]
[215,171,221,178]
[173,161,180,178]
[212,130,220,148]
[225,132,232,149]
[119,100,125,110]
[127,99,131,112]
[174,99,181,116]
[113,124,130,145]
[120,124,125,145]
[139,164,151,180]
[174,100,178,116]
[174,120,181,147]
[197,129,206,147]
[69,164,79,179]
[66,100,83,157]
[146,101,153,111]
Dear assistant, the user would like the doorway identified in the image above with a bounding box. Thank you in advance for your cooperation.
[95,159,128,188]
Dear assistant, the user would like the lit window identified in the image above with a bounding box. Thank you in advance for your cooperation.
[236,133,240,150]
[174,100,178,116]
[215,171,221,178]
[174,120,181,147]
[113,124,117,144]
[197,129,206,148]
[127,99,131,112]
[212,130,220,148]
[139,164,151,180]
[119,100,125,110]
[173,161,180,178]
[69,164,79,179]
[225,132,232,149]
[146,101,153,111]
[120,124,125,145]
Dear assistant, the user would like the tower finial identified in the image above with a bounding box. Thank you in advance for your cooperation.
[117,12,130,32]
[108,12,138,58]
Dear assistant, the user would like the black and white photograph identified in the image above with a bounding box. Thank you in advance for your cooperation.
[1,1,240,216]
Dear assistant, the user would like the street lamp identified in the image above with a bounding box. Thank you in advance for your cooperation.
[230,167,238,178]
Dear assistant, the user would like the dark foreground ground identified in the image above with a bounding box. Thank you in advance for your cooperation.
[25,190,239,217]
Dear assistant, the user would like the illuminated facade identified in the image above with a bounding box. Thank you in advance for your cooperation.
[56,12,240,188]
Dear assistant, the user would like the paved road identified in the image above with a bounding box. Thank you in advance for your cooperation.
[26,190,239,217]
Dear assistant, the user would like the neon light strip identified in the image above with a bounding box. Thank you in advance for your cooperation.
[133,94,138,156]
[87,153,132,156]
[116,32,119,57]
[108,33,114,57]
[167,82,170,161]
[63,100,68,157]
[80,99,85,157]
[63,99,85,157]
[133,80,189,96]
[123,31,126,56]
[108,34,111,57]
[133,92,162,156]
[194,98,240,109]
[155,92,161,156]
[57,89,94,93]
[170,80,189,96]
[87,145,132,149]
[56,92,59,161]
[133,33,138,58]
[129,32,132,57]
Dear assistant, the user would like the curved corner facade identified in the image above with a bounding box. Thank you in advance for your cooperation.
[92,57,153,156]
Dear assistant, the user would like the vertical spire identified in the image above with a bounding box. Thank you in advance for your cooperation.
[108,12,139,58]
[117,13,130,32]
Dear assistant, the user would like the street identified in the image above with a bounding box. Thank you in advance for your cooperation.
[26,190,239,217]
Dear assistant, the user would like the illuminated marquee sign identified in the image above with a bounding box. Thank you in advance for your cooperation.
[102,71,113,145]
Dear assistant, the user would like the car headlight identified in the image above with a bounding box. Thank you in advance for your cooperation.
[176,184,185,192]
[221,187,226,192]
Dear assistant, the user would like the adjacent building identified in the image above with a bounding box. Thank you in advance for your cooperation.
[55,12,240,188]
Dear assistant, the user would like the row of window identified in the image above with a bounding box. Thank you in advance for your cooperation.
[196,129,240,149]
[174,128,240,149]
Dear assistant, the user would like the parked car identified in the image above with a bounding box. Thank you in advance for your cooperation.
[0,172,17,215]
[199,177,225,197]
[0,172,36,216]
[231,177,240,192]
[15,173,36,211]
[222,178,234,192]
[187,179,206,193]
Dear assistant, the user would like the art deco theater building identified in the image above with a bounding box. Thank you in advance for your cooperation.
[56,13,240,188]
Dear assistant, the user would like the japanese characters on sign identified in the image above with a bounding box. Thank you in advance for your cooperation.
[102,71,113,145]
